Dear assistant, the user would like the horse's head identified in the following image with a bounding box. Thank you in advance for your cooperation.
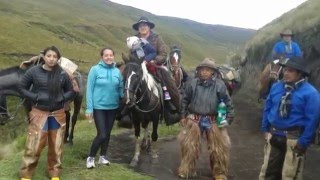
[269,60,282,81]
[122,55,144,108]
[168,46,183,88]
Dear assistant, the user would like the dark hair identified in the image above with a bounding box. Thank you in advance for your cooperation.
[43,46,63,100]
[100,48,115,56]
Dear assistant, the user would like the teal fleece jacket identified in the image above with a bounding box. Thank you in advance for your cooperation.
[86,60,123,113]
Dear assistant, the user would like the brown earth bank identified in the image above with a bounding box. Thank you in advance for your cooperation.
[107,94,320,180]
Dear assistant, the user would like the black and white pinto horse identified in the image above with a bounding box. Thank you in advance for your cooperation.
[0,57,85,145]
[121,55,163,167]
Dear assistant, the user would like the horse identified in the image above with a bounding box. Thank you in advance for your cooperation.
[0,56,85,145]
[216,64,242,96]
[121,54,165,167]
[166,46,185,89]
[258,59,282,100]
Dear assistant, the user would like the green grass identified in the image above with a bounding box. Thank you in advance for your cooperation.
[0,115,181,179]
[0,0,253,71]
[0,119,153,180]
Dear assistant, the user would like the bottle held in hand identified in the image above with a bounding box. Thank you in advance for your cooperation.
[217,99,228,127]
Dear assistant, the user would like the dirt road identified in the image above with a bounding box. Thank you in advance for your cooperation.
[109,96,320,180]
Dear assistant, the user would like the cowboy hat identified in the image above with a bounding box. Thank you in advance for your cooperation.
[132,16,155,31]
[196,58,217,70]
[279,57,309,75]
[280,29,293,37]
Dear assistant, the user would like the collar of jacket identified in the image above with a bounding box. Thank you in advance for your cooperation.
[99,60,116,68]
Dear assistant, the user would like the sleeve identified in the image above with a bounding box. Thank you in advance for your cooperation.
[143,43,157,61]
[180,81,193,118]
[297,91,320,148]
[119,72,124,98]
[261,91,272,132]
[62,71,76,102]
[18,68,38,101]
[85,67,96,114]
[293,42,302,58]
[272,42,283,60]
[154,36,168,65]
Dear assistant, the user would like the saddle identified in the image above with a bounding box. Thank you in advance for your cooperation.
[20,55,80,93]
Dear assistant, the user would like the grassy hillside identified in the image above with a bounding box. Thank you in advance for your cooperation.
[0,0,254,72]
[239,0,320,99]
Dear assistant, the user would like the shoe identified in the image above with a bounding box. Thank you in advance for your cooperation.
[98,155,110,165]
[215,174,227,180]
[51,177,59,180]
[86,157,95,169]
[178,172,197,179]
[164,91,171,100]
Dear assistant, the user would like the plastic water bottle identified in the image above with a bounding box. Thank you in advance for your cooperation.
[217,99,228,127]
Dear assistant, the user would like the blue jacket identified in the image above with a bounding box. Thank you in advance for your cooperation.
[86,60,123,113]
[261,81,320,148]
[142,42,157,61]
[272,40,302,59]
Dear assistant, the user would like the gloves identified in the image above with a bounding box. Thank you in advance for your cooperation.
[293,144,307,157]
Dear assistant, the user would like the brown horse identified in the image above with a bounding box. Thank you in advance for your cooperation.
[258,60,282,100]
[167,46,184,89]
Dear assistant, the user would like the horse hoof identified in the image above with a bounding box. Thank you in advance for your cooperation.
[130,160,138,167]
[151,156,159,164]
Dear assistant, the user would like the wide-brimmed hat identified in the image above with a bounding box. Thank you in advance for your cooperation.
[280,29,293,37]
[132,16,155,31]
[279,57,309,75]
[196,58,217,70]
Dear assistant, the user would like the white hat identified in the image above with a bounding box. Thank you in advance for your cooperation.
[126,36,140,49]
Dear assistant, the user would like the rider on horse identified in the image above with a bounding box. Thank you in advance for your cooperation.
[130,16,179,111]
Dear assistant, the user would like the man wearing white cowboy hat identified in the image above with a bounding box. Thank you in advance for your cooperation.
[259,56,320,179]
[178,58,234,180]
[272,29,302,60]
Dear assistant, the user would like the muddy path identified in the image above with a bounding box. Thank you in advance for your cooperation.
[108,96,320,180]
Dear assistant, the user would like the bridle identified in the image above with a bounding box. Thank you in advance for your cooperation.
[124,63,160,113]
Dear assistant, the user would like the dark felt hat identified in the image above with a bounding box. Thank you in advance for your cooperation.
[279,56,309,75]
[132,16,155,31]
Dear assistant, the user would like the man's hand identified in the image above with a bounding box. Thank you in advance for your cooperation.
[226,117,234,125]
[149,60,156,65]
[263,132,271,141]
[179,118,187,127]
[293,144,307,157]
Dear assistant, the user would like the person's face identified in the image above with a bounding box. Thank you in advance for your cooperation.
[283,67,303,83]
[138,23,150,36]
[282,35,292,42]
[199,67,214,80]
[43,50,59,68]
[101,49,114,64]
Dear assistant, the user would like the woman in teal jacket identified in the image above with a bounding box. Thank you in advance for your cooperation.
[85,47,123,169]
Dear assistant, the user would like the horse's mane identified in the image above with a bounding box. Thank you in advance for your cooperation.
[0,66,21,76]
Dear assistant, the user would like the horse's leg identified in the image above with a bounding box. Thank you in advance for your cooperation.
[69,95,83,145]
[150,115,159,160]
[0,95,8,125]
[141,120,151,153]
[64,110,71,143]
[130,118,141,167]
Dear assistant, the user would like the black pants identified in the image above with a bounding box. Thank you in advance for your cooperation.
[89,109,117,157]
